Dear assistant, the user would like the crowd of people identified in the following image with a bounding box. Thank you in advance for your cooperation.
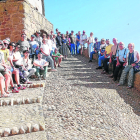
[0,28,139,97]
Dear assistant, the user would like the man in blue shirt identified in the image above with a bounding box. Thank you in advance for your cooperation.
[89,37,100,62]
[76,31,81,54]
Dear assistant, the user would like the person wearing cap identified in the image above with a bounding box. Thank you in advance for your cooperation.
[69,30,76,55]
[33,52,48,80]
[52,48,63,67]
[41,38,57,72]
[87,32,94,57]
[35,30,43,48]
[17,33,30,54]
[80,30,87,55]
[29,35,39,63]
[89,37,101,62]
[15,50,36,81]
[56,32,62,54]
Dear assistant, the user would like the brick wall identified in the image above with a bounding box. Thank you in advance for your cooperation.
[0,0,53,42]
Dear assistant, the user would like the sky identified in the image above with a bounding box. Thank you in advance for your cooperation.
[44,0,140,52]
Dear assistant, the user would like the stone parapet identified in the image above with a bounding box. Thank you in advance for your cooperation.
[0,0,53,42]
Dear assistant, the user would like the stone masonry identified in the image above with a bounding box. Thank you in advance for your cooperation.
[0,0,53,42]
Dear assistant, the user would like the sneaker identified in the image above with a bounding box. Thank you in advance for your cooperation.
[89,60,92,63]
[96,66,102,69]
[51,69,57,72]
[18,85,26,90]
[12,87,19,93]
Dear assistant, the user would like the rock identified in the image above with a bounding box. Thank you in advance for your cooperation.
[25,98,30,104]
[32,98,37,103]
[19,126,25,134]
[26,123,32,133]
[39,124,45,131]
[3,128,10,137]
[0,129,3,136]
[11,127,19,135]
[32,124,39,132]
[37,96,42,103]
[17,98,21,105]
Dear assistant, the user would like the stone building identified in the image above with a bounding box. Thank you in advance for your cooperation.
[0,0,53,42]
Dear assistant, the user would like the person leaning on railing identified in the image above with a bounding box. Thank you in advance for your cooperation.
[118,43,139,88]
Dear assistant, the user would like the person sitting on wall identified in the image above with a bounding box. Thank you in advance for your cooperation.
[33,52,48,80]
[107,38,119,78]
[17,33,30,55]
[15,50,36,81]
[89,37,101,62]
[52,48,63,68]
[112,42,128,81]
[118,43,139,88]
[41,38,57,72]
[96,38,107,69]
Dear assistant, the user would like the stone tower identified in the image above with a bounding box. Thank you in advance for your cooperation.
[0,0,53,42]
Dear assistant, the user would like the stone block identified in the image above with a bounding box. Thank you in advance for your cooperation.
[3,128,10,137]
[39,124,45,131]
[32,124,39,132]
[26,123,32,133]
[19,126,25,134]
[37,96,42,103]
[83,48,89,58]
[93,54,98,61]
[11,127,19,135]
[25,98,30,104]
[0,129,3,137]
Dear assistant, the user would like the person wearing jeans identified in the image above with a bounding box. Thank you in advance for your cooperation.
[87,32,94,57]
[89,37,100,62]
[40,38,57,72]
[76,31,81,54]
[69,31,76,55]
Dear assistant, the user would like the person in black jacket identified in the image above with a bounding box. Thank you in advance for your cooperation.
[56,32,62,54]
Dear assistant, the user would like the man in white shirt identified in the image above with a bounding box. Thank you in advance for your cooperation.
[80,30,87,55]
[40,38,57,72]
[35,30,43,47]
[87,32,94,57]
[33,52,48,80]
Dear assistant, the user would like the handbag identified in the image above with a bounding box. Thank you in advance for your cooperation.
[133,61,140,73]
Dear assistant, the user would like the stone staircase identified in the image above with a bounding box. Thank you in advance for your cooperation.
[0,82,47,140]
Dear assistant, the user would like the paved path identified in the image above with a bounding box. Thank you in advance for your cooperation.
[43,55,140,140]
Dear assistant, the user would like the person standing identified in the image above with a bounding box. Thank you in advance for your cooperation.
[56,32,62,54]
[80,30,87,55]
[87,32,94,57]
[17,33,30,55]
[29,35,39,63]
[69,30,76,55]
[35,30,43,48]
[62,34,68,59]
[76,31,81,54]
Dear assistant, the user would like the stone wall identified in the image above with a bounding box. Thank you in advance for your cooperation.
[0,0,53,42]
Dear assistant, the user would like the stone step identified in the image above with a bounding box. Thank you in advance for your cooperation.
[0,103,46,139]
[0,87,44,106]
[1,131,46,140]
